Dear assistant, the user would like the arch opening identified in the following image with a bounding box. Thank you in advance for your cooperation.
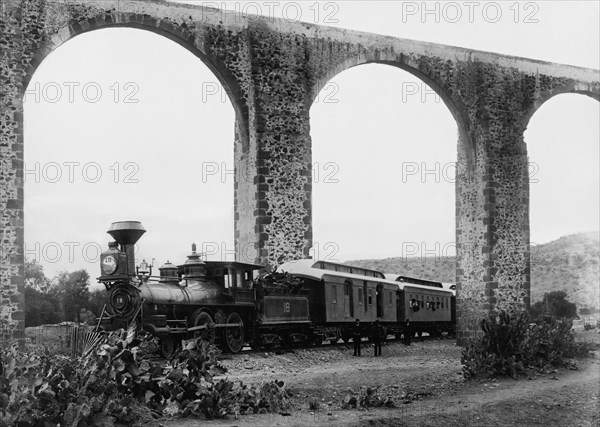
[309,63,459,283]
[524,93,600,319]
[23,27,237,285]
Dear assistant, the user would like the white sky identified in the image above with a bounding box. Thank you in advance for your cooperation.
[23,1,599,283]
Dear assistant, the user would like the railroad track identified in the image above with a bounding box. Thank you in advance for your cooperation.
[220,332,455,358]
[148,332,455,361]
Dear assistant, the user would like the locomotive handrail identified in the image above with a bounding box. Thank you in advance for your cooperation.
[128,298,144,329]
[94,304,107,332]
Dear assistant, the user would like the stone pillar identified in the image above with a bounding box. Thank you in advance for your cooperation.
[455,106,530,345]
[234,114,312,268]
[234,116,259,264]
[252,117,312,267]
[0,0,25,341]
[234,25,313,268]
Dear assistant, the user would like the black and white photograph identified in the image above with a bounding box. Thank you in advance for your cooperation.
[1,1,598,425]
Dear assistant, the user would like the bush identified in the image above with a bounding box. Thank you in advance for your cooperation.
[1,327,159,426]
[461,311,594,380]
[1,327,292,426]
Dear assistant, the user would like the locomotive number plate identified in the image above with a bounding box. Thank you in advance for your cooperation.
[263,296,309,322]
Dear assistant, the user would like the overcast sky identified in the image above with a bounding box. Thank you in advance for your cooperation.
[23,1,599,282]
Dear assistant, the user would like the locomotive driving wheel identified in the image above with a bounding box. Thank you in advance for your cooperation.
[191,309,215,344]
[223,312,244,353]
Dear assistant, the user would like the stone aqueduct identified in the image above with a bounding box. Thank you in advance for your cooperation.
[1,0,598,344]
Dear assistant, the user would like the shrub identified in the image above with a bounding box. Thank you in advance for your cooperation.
[342,387,395,409]
[1,327,158,426]
[461,311,594,380]
[1,328,292,426]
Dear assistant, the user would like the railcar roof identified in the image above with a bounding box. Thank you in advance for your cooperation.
[204,260,264,270]
[279,260,454,296]
[384,273,444,287]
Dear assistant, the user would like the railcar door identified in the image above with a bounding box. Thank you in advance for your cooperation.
[343,281,354,318]
[376,283,383,318]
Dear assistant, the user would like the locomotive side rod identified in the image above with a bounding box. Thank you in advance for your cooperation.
[187,322,242,332]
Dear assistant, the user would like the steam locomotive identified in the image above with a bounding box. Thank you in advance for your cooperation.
[97,221,455,355]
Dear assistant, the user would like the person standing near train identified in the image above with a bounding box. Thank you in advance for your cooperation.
[404,319,412,346]
[372,320,384,356]
[352,318,362,356]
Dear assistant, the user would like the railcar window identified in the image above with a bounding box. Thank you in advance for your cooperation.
[368,289,373,305]
[332,284,337,303]
[421,297,424,308]
[358,288,363,304]
[223,268,231,288]
[388,291,393,305]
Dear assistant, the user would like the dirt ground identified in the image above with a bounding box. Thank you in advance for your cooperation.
[166,330,600,427]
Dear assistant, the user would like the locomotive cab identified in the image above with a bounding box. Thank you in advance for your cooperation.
[204,261,263,303]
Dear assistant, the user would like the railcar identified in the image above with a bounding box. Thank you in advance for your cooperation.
[385,273,455,337]
[278,259,455,342]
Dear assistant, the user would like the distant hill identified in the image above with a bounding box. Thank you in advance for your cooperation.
[346,232,600,314]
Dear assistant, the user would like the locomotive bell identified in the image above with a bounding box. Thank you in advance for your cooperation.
[107,221,146,276]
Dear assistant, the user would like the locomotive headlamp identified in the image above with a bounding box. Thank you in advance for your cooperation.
[138,259,150,275]
[136,258,154,283]
[102,255,117,275]
[101,241,119,275]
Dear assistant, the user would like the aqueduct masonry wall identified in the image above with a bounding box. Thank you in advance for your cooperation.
[1,0,598,344]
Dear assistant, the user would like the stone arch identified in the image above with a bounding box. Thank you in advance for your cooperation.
[522,84,600,131]
[308,55,474,168]
[21,11,249,145]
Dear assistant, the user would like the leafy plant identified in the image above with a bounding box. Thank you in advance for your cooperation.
[254,270,304,294]
[342,387,394,409]
[461,310,595,380]
[1,328,293,426]
[1,326,159,426]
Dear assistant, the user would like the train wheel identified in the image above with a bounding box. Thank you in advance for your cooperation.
[223,312,244,353]
[311,334,324,346]
[191,309,215,344]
